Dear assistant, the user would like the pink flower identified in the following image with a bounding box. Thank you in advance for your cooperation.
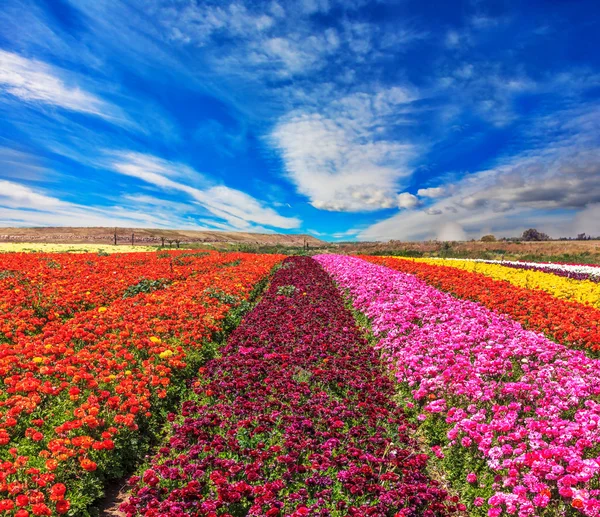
[467,472,477,484]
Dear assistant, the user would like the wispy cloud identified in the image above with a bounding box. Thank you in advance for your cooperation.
[106,151,301,230]
[0,50,127,123]
[0,178,278,232]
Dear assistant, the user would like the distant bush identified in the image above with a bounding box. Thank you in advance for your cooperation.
[481,234,497,242]
[522,228,550,241]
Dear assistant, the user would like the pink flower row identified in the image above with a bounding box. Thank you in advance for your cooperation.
[315,254,600,517]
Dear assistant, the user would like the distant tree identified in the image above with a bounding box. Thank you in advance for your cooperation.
[481,234,497,242]
[521,228,550,241]
[577,233,587,240]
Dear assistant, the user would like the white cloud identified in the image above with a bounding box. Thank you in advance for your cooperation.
[0,180,190,229]
[107,151,301,230]
[445,30,465,48]
[246,34,338,76]
[0,50,126,123]
[417,186,446,198]
[358,103,600,241]
[271,87,418,212]
[0,147,48,181]
[163,2,274,45]
[300,0,330,14]
[0,179,69,211]
[436,221,467,241]
[0,179,279,232]
[397,192,419,209]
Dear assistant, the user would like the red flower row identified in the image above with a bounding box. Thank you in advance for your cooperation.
[0,251,283,516]
[363,256,600,352]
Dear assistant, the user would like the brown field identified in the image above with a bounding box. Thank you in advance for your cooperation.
[340,239,600,262]
[0,227,326,248]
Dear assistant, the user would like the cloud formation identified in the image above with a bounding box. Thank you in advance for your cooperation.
[271,88,417,212]
[107,151,301,230]
[0,50,126,123]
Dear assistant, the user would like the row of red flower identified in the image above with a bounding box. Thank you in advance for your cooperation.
[122,257,464,517]
[0,251,210,343]
[0,251,283,516]
[363,256,600,353]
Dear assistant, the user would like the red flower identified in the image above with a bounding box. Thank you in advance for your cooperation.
[16,495,29,507]
[55,500,70,514]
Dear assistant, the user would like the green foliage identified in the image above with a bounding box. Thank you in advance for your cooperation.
[122,278,170,299]
[276,284,297,296]
[205,287,240,306]
[218,259,242,268]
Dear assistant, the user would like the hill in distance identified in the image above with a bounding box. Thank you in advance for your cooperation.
[0,227,327,247]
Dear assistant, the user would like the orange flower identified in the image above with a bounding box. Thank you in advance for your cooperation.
[79,459,97,472]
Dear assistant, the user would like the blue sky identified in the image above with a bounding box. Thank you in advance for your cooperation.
[0,0,599,241]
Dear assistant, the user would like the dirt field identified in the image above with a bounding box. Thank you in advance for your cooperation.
[0,227,326,248]
[341,240,600,262]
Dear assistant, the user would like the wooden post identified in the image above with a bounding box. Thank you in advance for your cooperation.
[131,233,134,246]
[114,228,117,245]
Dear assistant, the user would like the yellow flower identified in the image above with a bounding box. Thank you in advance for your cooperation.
[149,336,161,344]
[125,370,132,375]
[32,357,43,363]
[159,350,174,359]
[389,257,600,308]
[98,307,107,313]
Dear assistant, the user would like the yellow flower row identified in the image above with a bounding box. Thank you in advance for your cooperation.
[0,242,158,253]
[388,256,600,309]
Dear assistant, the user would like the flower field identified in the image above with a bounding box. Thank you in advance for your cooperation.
[122,257,462,517]
[0,251,210,343]
[0,243,158,253]
[404,258,600,308]
[442,259,600,283]
[364,256,600,352]
[316,255,600,517]
[0,250,283,515]
[3,249,600,517]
